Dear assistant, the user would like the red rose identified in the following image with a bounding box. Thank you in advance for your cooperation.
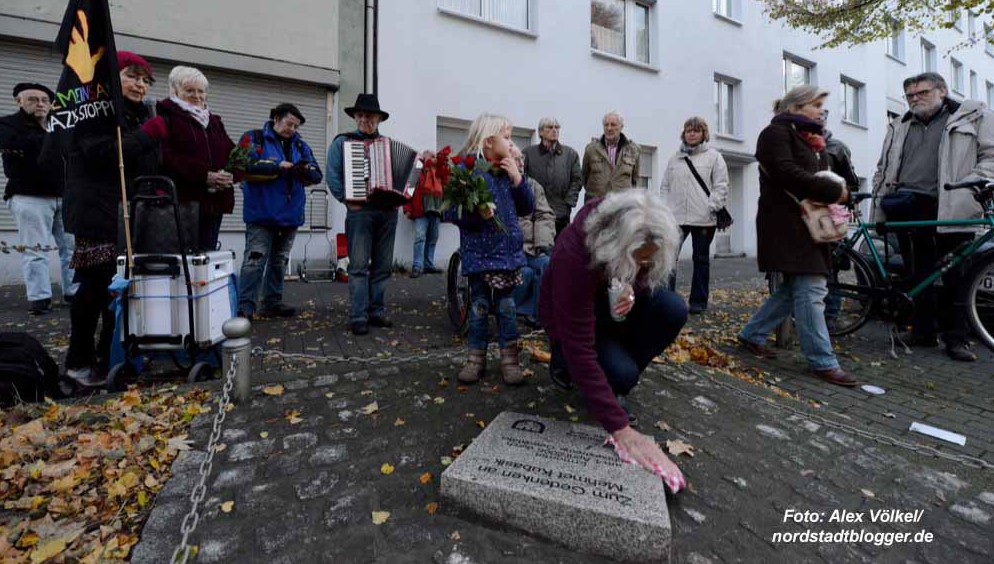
[239,135,251,148]
[452,155,463,165]
[465,155,476,170]
[256,147,264,155]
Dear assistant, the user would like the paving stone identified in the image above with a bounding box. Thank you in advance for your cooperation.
[283,432,319,451]
[294,471,341,500]
[691,396,718,414]
[327,398,349,409]
[825,431,862,449]
[313,374,340,387]
[197,534,240,564]
[338,410,354,422]
[909,469,969,496]
[212,466,257,489]
[284,379,310,391]
[949,502,991,525]
[755,424,791,441]
[309,444,348,466]
[682,507,707,524]
[221,428,248,442]
[375,366,400,376]
[342,370,370,382]
[978,492,994,506]
[227,439,275,462]
[323,493,364,529]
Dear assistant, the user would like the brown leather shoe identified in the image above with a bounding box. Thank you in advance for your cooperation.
[811,367,858,387]
[500,342,525,386]
[458,349,487,384]
[737,336,778,359]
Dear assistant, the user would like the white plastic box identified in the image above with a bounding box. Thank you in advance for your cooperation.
[116,251,235,349]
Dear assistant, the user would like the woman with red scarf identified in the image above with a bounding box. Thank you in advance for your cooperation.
[736,85,857,387]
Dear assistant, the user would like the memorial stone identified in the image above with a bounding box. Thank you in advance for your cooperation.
[440,412,671,563]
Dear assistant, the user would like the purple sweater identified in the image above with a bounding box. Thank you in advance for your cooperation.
[538,198,631,433]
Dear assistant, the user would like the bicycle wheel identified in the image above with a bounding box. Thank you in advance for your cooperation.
[965,253,994,350]
[826,246,876,337]
[446,251,470,334]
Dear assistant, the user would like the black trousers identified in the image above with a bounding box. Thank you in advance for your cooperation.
[65,263,116,371]
[898,228,972,345]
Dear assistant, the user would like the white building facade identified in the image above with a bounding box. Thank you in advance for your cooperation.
[375,0,994,264]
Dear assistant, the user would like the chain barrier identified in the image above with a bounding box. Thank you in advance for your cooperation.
[171,354,238,564]
[681,365,994,471]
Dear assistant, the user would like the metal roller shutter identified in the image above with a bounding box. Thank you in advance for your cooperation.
[0,38,330,234]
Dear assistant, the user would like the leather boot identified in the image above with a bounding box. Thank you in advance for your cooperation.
[500,342,525,386]
[458,349,487,384]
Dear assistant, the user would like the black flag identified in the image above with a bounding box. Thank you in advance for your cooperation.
[47,0,124,138]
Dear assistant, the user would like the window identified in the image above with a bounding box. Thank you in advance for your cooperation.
[712,0,738,20]
[438,0,531,32]
[886,20,905,61]
[921,39,937,72]
[840,78,864,126]
[987,81,994,107]
[971,70,979,100]
[969,11,978,37]
[783,55,814,93]
[714,75,739,136]
[951,58,965,93]
[436,116,533,157]
[591,0,652,65]
[637,146,655,189]
[986,24,994,57]
[948,8,963,31]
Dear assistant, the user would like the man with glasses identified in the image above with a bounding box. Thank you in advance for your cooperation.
[0,83,76,315]
[871,72,994,361]
[523,117,583,237]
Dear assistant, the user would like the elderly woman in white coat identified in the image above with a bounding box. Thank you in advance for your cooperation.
[660,116,729,314]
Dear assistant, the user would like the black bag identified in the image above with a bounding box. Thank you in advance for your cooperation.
[123,176,201,255]
[0,332,61,405]
[879,189,938,222]
[684,156,734,230]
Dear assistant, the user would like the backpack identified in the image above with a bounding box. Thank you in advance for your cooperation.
[0,332,61,405]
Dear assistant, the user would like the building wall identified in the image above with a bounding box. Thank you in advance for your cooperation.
[374,0,994,265]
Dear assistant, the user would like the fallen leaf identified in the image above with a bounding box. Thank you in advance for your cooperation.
[360,402,379,415]
[29,535,69,563]
[654,420,671,432]
[450,531,461,541]
[419,472,433,485]
[666,439,696,457]
[564,404,576,414]
[372,511,390,525]
[144,474,159,488]
[360,390,374,396]
[884,412,896,419]
[285,410,303,425]
[324,391,336,399]
[801,469,816,477]
[425,502,439,515]
[213,443,227,453]
[260,431,270,439]
[220,501,234,513]
[167,434,193,452]
[381,463,395,475]
[433,397,445,405]
[475,420,486,429]
[860,489,875,499]
[440,456,454,466]
[262,384,285,396]
[394,417,406,426]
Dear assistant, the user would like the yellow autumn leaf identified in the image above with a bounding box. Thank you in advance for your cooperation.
[440,456,453,466]
[220,501,234,513]
[262,384,285,396]
[149,457,161,471]
[475,420,486,429]
[419,472,433,485]
[324,391,336,399]
[564,404,576,414]
[285,410,303,425]
[30,536,68,563]
[433,397,445,405]
[107,480,128,499]
[381,463,395,475]
[120,471,139,488]
[16,531,39,548]
[360,402,379,415]
[144,474,159,488]
[425,502,439,515]
[213,443,227,453]
[371,511,390,525]
[137,490,150,508]
[260,431,270,439]
[666,439,696,458]
[121,390,142,407]
[394,417,406,426]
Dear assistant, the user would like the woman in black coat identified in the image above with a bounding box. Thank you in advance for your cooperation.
[63,52,167,387]
[736,85,856,387]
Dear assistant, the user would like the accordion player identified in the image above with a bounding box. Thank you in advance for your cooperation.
[343,137,421,207]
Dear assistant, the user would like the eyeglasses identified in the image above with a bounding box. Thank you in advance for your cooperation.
[23,96,50,105]
[905,88,936,101]
[122,73,153,86]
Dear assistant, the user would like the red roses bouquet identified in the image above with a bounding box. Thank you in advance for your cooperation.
[227,133,279,183]
[434,146,506,232]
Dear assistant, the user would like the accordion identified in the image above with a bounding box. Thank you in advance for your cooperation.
[343,137,421,207]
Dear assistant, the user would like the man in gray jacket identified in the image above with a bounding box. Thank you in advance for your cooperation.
[523,117,582,237]
[872,72,994,361]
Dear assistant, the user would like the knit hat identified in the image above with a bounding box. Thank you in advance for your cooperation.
[270,103,306,125]
[117,51,155,82]
[12,83,55,100]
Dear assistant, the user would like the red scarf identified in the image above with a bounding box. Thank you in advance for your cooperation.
[798,130,826,153]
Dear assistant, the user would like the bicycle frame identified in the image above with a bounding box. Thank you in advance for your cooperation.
[839,215,994,298]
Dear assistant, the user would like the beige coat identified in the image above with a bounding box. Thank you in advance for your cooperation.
[872,99,994,231]
[518,177,556,256]
[581,134,641,198]
[660,144,729,227]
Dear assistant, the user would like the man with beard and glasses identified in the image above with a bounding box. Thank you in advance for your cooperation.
[871,72,994,362]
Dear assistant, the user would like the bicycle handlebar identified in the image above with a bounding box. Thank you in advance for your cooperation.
[944,179,990,191]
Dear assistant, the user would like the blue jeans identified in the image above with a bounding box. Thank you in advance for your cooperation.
[8,195,77,301]
[237,224,297,314]
[512,254,550,317]
[739,274,839,370]
[668,225,714,310]
[467,274,518,349]
[411,214,440,271]
[346,207,398,323]
[550,287,687,396]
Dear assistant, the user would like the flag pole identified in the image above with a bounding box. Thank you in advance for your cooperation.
[116,125,133,271]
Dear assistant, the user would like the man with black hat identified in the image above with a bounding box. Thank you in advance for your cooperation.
[327,93,399,335]
[0,83,76,315]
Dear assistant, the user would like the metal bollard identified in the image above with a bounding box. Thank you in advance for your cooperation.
[222,317,252,403]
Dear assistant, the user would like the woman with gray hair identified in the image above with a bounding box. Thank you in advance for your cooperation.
[157,65,238,250]
[737,85,856,387]
[538,190,688,491]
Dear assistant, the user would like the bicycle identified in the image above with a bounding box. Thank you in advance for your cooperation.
[826,179,994,351]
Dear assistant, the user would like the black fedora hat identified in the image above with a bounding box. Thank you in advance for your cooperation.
[344,93,389,121]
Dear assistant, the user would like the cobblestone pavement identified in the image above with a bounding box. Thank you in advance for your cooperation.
[2,259,992,563]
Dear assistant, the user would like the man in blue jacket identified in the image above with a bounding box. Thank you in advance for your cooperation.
[236,103,322,320]
[327,94,399,335]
